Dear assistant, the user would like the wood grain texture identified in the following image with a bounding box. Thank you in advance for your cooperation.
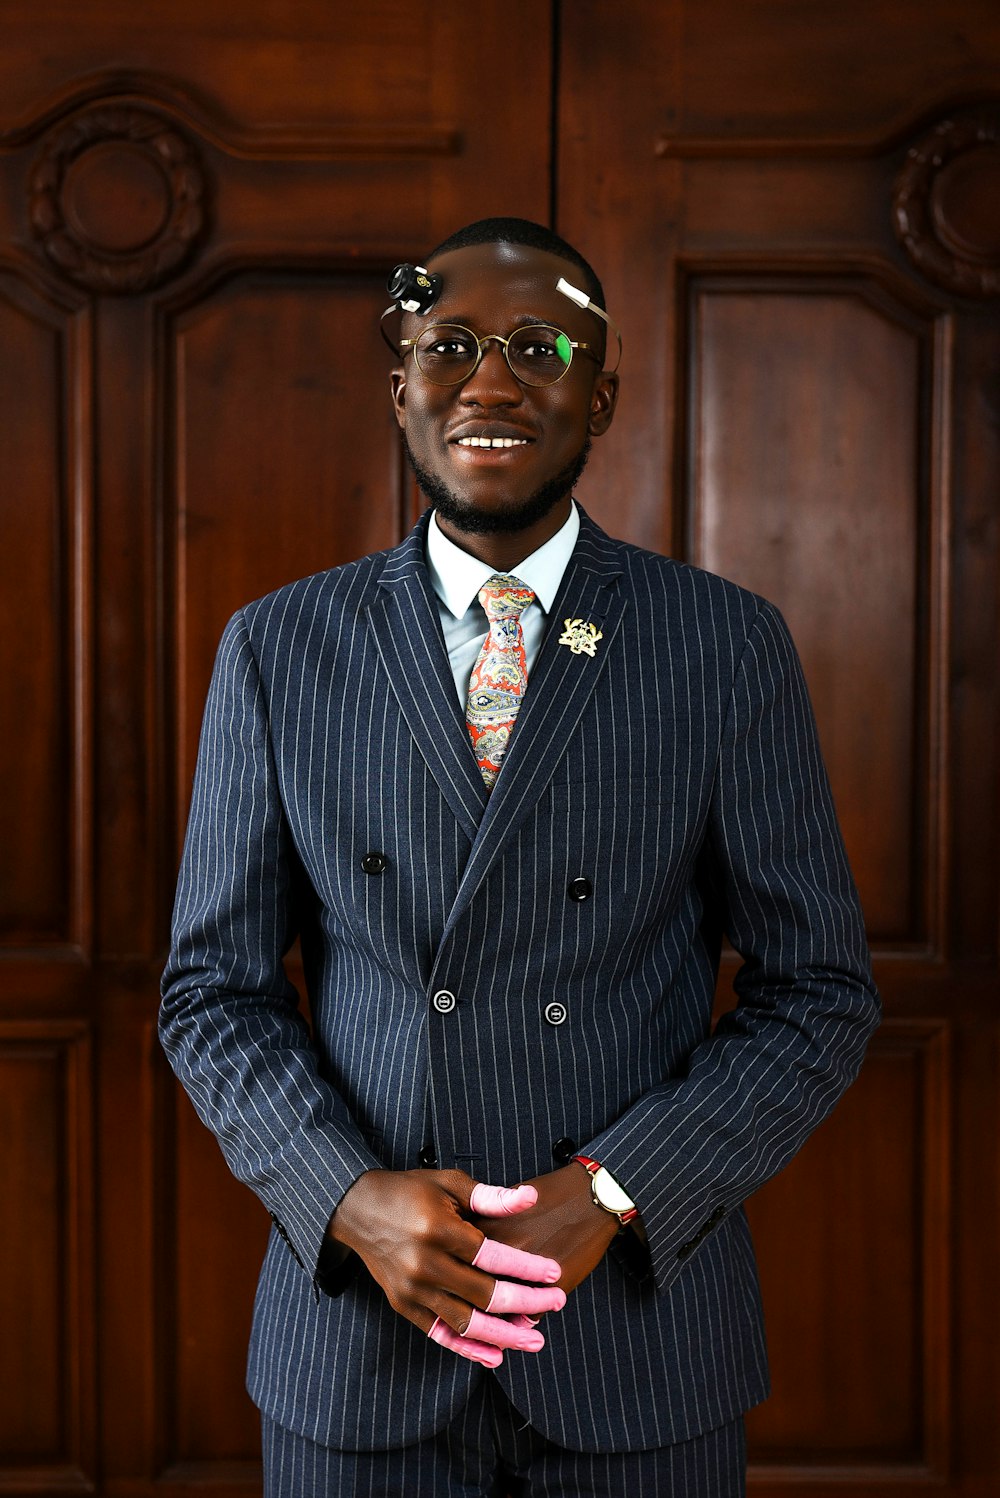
[687,277,938,947]
[0,0,998,1490]
[559,1,1000,1491]
[0,1021,95,1487]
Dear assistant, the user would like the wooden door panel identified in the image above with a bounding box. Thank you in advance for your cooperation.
[561,2,1000,1491]
[687,278,936,947]
[169,1097,268,1465]
[0,276,90,952]
[746,1020,949,1476]
[167,271,402,813]
[0,1022,94,1484]
[0,2,554,1491]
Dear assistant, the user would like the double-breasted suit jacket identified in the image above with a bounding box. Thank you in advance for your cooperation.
[160,506,879,1455]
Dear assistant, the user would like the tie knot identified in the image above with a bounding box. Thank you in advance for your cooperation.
[478,574,535,626]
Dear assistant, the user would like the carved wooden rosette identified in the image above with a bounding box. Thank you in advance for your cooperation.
[29,105,207,293]
[893,107,1000,298]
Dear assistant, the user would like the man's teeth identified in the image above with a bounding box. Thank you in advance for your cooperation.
[456,436,529,448]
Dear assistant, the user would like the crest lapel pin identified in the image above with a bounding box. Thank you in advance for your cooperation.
[558,617,604,657]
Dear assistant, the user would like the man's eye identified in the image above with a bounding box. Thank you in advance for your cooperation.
[427,338,472,358]
[519,340,559,359]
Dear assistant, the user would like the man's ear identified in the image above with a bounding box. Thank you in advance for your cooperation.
[588,372,619,437]
[390,368,407,430]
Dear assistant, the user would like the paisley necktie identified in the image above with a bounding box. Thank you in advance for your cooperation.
[465,573,536,790]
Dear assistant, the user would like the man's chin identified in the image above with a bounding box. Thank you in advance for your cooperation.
[405,437,591,537]
[429,492,567,537]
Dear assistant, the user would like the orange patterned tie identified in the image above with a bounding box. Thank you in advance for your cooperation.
[465,574,536,790]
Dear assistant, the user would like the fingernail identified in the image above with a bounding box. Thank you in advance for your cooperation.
[523,1333,545,1352]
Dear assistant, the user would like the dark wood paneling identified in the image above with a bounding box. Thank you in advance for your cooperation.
[166,271,402,811]
[561,3,1000,1492]
[0,275,90,953]
[746,1020,950,1479]
[0,1021,94,1485]
[0,0,997,1491]
[170,1084,268,1464]
[687,276,939,948]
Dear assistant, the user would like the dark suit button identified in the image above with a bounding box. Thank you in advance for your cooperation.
[552,1137,577,1165]
[418,1144,438,1168]
[361,851,389,875]
[567,877,592,902]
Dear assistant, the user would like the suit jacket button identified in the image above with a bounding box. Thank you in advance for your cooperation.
[432,990,457,1014]
[418,1144,438,1168]
[361,851,389,875]
[552,1136,577,1164]
[567,877,592,902]
[544,1001,567,1026]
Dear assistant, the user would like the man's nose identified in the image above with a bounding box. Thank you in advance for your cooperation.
[459,339,523,404]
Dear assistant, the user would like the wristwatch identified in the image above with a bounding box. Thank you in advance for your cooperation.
[572,1154,639,1227]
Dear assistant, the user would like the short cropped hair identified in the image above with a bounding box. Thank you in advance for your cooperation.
[426,217,606,313]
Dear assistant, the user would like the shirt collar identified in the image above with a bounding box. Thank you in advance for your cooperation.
[426,501,581,621]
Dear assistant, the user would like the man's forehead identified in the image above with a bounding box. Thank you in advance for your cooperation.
[424,241,584,313]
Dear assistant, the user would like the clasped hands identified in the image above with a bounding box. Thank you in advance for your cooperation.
[328,1165,619,1367]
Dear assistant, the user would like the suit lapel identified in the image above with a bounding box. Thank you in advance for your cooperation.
[363,515,488,841]
[437,512,627,949]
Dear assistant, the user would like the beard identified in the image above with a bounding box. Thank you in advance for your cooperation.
[403,433,591,536]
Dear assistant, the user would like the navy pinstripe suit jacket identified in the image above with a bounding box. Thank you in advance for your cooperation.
[160,506,879,1454]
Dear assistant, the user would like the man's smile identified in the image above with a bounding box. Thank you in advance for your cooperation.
[448,420,536,459]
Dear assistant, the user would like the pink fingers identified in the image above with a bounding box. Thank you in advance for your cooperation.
[485,1279,566,1316]
[469,1182,538,1216]
[472,1236,561,1283]
[465,1308,545,1352]
[427,1317,503,1369]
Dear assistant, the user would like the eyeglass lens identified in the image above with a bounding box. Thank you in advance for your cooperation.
[413,325,575,386]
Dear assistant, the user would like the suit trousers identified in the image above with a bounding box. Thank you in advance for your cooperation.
[260,1376,747,1498]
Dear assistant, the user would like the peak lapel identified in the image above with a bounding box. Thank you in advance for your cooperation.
[363,516,488,841]
[437,512,628,947]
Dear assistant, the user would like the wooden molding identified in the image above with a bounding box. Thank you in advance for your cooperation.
[655,90,1000,161]
[893,106,1000,299]
[29,104,208,295]
[2,70,461,162]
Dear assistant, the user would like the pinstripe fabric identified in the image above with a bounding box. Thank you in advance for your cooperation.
[261,1381,746,1496]
[160,506,880,1456]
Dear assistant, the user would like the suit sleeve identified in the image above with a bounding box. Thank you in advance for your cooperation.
[584,599,881,1294]
[159,610,383,1286]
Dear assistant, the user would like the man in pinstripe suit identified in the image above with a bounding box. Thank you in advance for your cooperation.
[161,218,880,1495]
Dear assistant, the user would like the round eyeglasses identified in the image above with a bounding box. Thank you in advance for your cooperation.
[399,323,601,387]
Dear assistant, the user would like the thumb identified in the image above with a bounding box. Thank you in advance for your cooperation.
[469,1182,538,1217]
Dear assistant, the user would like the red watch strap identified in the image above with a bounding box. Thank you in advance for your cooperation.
[571,1154,638,1224]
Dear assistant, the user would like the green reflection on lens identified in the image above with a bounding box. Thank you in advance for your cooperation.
[555,332,572,367]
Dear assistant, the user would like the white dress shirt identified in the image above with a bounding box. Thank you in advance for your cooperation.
[425,501,581,707]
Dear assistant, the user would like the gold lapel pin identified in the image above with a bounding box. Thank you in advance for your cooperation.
[558,618,604,657]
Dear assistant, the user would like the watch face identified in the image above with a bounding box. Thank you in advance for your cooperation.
[593,1167,635,1214]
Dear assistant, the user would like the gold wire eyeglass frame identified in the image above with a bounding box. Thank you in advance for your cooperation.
[398,323,602,387]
